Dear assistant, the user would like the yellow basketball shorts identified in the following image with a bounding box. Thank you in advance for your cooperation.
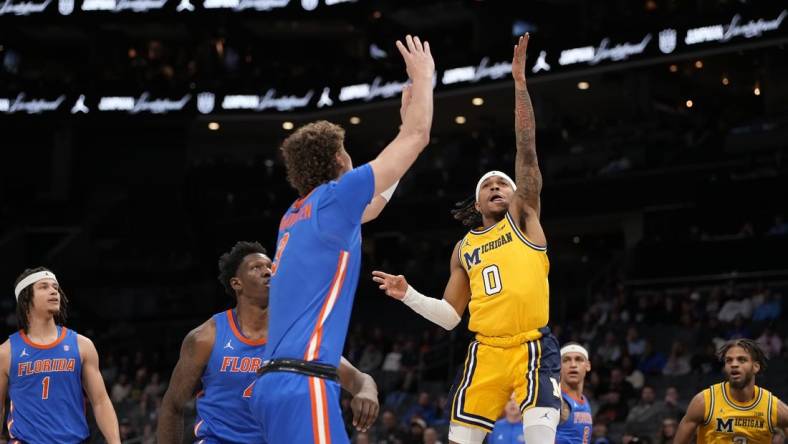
[448,333,561,431]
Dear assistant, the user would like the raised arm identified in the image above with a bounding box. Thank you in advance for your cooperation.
[509,34,546,245]
[674,391,705,444]
[79,335,120,444]
[372,241,470,330]
[338,357,379,433]
[157,321,215,444]
[368,35,434,196]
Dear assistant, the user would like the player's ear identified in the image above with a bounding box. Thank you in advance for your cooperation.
[585,360,591,372]
[230,277,242,292]
[753,361,760,375]
[474,200,481,212]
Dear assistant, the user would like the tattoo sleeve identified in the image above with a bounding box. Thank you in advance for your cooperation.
[514,83,542,212]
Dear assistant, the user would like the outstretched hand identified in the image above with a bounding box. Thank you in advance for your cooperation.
[371,271,409,300]
[512,33,529,85]
[396,35,434,82]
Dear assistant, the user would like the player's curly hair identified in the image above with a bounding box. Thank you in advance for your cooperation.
[451,195,482,229]
[281,120,345,196]
[14,266,69,333]
[717,338,768,370]
[218,241,267,298]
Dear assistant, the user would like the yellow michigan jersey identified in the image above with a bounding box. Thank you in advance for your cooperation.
[459,211,549,339]
[698,382,780,444]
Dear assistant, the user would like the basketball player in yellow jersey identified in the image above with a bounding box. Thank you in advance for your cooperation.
[674,339,788,444]
[372,33,561,444]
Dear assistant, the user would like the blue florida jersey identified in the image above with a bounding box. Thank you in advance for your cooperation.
[556,391,593,444]
[266,164,375,367]
[7,327,89,444]
[194,309,267,444]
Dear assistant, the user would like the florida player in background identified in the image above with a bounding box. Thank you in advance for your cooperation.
[0,267,120,444]
[157,241,379,444]
[372,34,561,444]
[556,343,593,444]
[674,339,788,444]
[250,34,434,444]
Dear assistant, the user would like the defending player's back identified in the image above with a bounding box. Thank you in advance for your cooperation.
[460,212,548,337]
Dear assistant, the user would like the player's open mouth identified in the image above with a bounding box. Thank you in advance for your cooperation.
[490,194,505,203]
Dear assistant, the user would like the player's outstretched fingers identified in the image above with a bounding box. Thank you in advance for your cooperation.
[395,40,408,58]
[405,34,415,52]
[424,41,431,56]
[413,35,423,52]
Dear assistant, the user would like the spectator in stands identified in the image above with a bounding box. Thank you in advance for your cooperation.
[405,417,427,444]
[592,423,612,444]
[423,427,442,444]
[378,409,406,443]
[598,331,623,364]
[757,326,783,358]
[625,386,667,439]
[111,373,131,404]
[359,344,384,373]
[382,342,403,373]
[655,418,677,444]
[662,342,691,376]
[596,368,634,424]
[626,326,646,359]
[489,399,524,444]
[622,355,645,390]
[663,386,686,420]
[718,293,753,322]
[403,392,437,425]
[753,293,783,322]
[638,341,667,375]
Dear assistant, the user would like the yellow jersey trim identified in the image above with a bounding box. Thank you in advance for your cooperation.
[720,382,762,411]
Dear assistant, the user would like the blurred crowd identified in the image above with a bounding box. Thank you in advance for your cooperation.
[40,280,779,444]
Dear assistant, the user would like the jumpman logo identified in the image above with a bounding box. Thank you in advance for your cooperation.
[317,87,334,108]
[540,411,551,420]
[224,340,234,350]
[19,348,28,358]
[70,95,89,114]
[176,0,194,12]
[531,50,551,73]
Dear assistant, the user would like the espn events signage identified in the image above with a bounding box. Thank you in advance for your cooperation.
[0,0,354,14]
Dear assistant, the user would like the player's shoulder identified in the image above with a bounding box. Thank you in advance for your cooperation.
[186,317,217,351]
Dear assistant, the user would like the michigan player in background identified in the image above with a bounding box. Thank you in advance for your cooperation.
[157,242,379,444]
[251,34,434,444]
[372,34,561,444]
[0,267,120,444]
[674,339,788,444]
[556,343,592,444]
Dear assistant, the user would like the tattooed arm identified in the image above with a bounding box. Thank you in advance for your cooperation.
[509,33,546,246]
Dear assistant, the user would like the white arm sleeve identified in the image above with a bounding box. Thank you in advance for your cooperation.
[380,180,399,202]
[401,285,461,330]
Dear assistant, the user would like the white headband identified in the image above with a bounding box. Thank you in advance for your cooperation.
[560,344,589,360]
[475,171,517,202]
[14,271,58,301]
